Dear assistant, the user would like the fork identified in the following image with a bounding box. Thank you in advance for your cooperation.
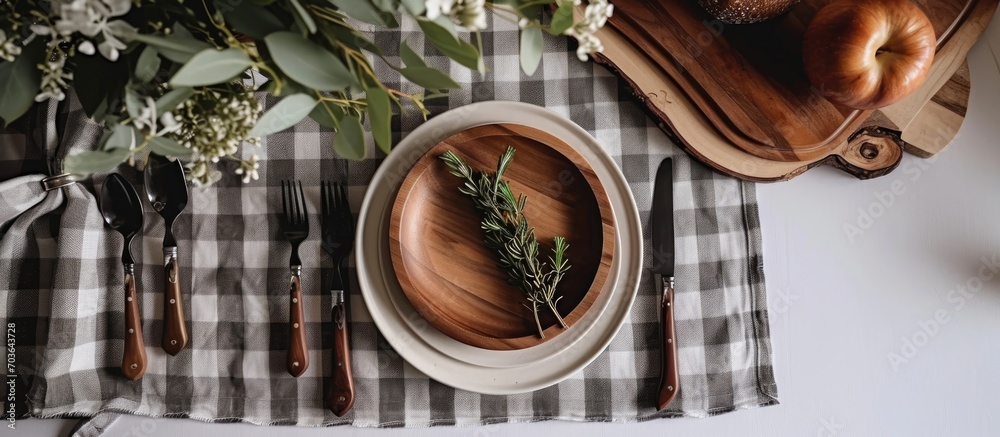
[280,180,309,377]
[321,181,355,416]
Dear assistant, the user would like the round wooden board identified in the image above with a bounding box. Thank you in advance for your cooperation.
[587,0,990,181]
[605,0,991,163]
[388,123,615,350]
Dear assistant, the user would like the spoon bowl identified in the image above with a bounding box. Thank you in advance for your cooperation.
[100,173,144,263]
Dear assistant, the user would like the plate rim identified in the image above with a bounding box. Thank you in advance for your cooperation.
[356,101,643,394]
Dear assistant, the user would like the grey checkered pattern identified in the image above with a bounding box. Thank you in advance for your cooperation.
[0,11,777,434]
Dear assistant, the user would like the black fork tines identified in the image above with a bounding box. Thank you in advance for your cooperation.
[282,180,308,226]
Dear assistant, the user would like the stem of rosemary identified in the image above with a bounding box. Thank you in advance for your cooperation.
[439,147,572,338]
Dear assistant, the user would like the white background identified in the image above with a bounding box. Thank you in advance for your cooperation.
[20,9,1000,437]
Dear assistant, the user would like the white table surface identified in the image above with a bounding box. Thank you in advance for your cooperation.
[20,12,1000,437]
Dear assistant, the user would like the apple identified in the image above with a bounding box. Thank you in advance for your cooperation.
[802,0,936,110]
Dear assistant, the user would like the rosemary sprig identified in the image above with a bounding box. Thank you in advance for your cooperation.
[440,146,571,338]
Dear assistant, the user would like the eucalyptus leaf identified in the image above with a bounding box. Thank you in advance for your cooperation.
[169,48,253,87]
[0,39,44,127]
[333,114,365,159]
[125,88,144,119]
[548,1,575,36]
[134,46,161,83]
[432,15,458,38]
[221,2,284,40]
[329,0,397,27]
[309,100,345,129]
[520,26,542,76]
[155,87,195,113]
[365,87,392,154]
[250,93,318,136]
[103,125,140,150]
[399,0,425,15]
[418,19,484,73]
[323,24,383,56]
[265,32,358,91]
[64,149,130,176]
[129,33,212,64]
[399,41,427,68]
[289,0,317,34]
[372,0,399,10]
[399,67,459,90]
[148,136,193,157]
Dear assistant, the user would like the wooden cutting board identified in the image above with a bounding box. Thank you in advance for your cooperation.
[589,0,996,181]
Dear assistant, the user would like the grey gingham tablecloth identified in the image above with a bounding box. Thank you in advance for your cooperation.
[0,11,777,434]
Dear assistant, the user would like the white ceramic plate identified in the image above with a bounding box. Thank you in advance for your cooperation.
[356,101,643,395]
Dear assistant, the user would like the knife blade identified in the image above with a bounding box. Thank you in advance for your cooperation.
[650,157,679,411]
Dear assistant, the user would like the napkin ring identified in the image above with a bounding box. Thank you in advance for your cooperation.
[41,173,78,191]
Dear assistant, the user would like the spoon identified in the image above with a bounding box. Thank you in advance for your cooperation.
[99,173,147,381]
[144,154,190,355]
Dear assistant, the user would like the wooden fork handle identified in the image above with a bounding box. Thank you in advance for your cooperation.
[123,266,147,381]
[327,289,355,416]
[287,268,309,377]
[656,275,679,410]
[162,249,188,355]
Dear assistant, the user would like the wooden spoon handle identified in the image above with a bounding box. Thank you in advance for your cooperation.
[122,267,147,381]
[656,275,679,410]
[162,250,188,355]
[287,272,309,377]
[327,290,355,416]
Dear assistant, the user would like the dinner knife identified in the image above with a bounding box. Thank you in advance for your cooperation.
[651,157,679,411]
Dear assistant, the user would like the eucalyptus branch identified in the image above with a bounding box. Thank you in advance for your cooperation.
[440,147,571,338]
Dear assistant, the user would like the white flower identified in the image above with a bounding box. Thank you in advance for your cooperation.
[133,97,183,136]
[425,0,486,31]
[35,57,73,102]
[0,30,21,62]
[233,154,260,184]
[563,0,613,61]
[159,112,181,134]
[453,0,487,31]
[425,0,457,20]
[77,40,96,55]
[48,0,136,61]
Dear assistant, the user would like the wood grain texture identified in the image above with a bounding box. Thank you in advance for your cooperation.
[161,254,188,356]
[388,124,615,350]
[657,281,679,411]
[122,271,147,381]
[605,0,988,163]
[287,274,308,377]
[586,0,992,181]
[326,301,355,417]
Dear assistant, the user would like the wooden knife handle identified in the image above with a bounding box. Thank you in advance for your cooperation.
[162,250,188,355]
[122,267,147,381]
[327,291,355,416]
[657,275,679,410]
[287,271,309,377]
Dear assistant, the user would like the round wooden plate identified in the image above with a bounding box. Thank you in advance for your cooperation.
[388,123,615,350]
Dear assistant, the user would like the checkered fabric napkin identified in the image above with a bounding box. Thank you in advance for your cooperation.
[0,11,777,435]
